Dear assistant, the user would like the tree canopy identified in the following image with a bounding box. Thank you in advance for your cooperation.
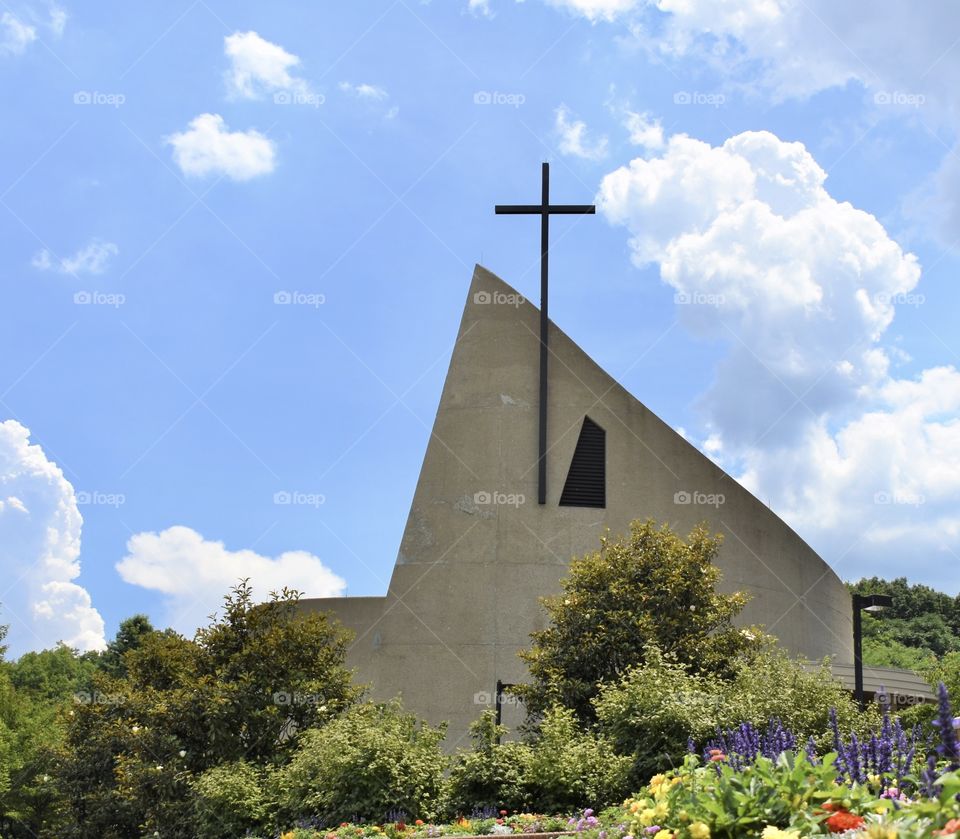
[515,519,763,722]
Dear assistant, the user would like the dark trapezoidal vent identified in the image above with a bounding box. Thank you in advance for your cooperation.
[559,416,606,508]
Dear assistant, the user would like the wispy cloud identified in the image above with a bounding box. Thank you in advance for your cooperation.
[33,240,119,276]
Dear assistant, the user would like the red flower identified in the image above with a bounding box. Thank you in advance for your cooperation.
[826,811,865,833]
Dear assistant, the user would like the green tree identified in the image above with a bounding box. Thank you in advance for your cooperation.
[515,520,762,721]
[849,577,960,665]
[96,615,157,679]
[52,581,361,839]
[0,627,78,837]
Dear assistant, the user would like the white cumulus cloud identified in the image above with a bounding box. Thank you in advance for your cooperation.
[224,30,309,100]
[116,526,347,636]
[555,104,608,160]
[32,239,118,276]
[0,420,105,656]
[597,127,960,586]
[166,114,276,181]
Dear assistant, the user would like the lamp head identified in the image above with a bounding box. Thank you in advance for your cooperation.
[856,593,894,613]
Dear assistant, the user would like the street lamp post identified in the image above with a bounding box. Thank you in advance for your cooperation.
[852,593,894,709]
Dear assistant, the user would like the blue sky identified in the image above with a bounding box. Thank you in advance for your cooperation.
[3,0,960,656]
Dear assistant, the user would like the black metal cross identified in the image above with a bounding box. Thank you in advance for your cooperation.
[496,162,595,505]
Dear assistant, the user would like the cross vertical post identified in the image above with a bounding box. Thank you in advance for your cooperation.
[538,163,550,506]
[495,162,595,505]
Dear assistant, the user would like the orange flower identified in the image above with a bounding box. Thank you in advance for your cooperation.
[415,821,424,827]
[709,753,726,762]
[936,819,960,836]
[826,812,865,833]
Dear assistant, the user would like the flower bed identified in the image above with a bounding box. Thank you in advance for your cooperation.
[277,684,960,839]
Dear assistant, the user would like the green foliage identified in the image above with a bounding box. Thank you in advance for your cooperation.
[0,636,95,836]
[53,581,361,838]
[516,520,763,722]
[445,711,532,815]
[277,699,448,825]
[8,644,99,703]
[523,706,631,813]
[96,614,157,679]
[191,760,271,839]
[594,645,872,785]
[849,577,960,665]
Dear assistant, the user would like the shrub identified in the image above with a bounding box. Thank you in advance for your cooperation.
[594,645,722,784]
[594,644,876,785]
[516,520,762,722]
[524,706,631,813]
[445,711,532,815]
[191,761,271,839]
[277,700,448,825]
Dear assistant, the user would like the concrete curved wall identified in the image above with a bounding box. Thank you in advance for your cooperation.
[301,264,853,751]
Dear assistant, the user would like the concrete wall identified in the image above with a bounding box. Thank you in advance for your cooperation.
[300,264,854,751]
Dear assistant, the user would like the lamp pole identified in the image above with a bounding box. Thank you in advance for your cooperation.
[852,593,893,709]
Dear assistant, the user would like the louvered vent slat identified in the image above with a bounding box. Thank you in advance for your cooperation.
[559,416,606,508]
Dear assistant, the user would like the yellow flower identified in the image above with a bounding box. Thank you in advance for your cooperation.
[650,774,668,789]
[640,808,658,827]
[761,828,800,839]
[631,802,642,814]
[654,802,670,820]
[690,822,710,839]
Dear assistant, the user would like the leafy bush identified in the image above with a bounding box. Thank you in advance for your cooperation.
[595,644,875,785]
[52,582,361,838]
[277,700,448,825]
[191,760,271,839]
[516,520,763,722]
[524,706,631,813]
[445,711,532,815]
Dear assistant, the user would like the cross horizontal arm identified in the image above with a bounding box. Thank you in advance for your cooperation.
[495,204,596,214]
